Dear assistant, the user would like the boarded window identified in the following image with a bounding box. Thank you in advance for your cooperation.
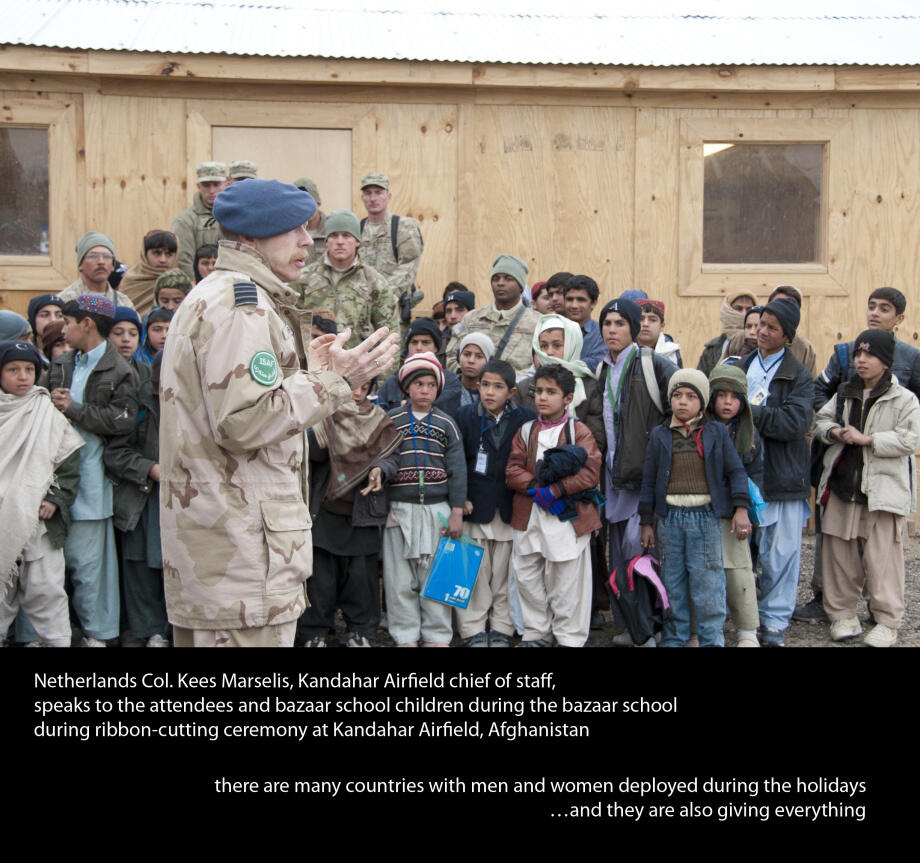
[0,127,50,255]
[703,143,823,265]
[211,127,352,212]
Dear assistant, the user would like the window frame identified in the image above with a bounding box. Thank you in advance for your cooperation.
[0,92,83,295]
[678,117,846,297]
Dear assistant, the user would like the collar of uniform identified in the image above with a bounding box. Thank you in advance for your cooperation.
[215,241,298,304]
[322,251,361,277]
[489,299,524,321]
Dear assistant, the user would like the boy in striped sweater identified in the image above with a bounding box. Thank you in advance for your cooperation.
[384,352,467,646]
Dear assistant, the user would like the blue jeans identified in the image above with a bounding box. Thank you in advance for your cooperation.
[658,505,725,647]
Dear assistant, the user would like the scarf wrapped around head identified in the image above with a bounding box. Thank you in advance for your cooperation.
[719,292,757,339]
[311,398,402,502]
[531,314,592,413]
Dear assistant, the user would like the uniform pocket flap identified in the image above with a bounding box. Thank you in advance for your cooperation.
[260,499,312,531]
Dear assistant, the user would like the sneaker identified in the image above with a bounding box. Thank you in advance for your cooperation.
[519,638,552,648]
[146,634,169,647]
[488,631,512,648]
[466,631,489,648]
[611,630,635,647]
[793,595,827,623]
[685,635,700,648]
[736,635,760,648]
[303,636,326,648]
[863,623,897,648]
[760,626,784,647]
[24,640,48,648]
[343,633,371,648]
[829,617,862,642]
[81,636,107,648]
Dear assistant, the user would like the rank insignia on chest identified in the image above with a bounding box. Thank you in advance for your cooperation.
[234,281,259,306]
[250,351,279,386]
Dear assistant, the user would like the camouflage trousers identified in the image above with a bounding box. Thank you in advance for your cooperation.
[173,620,297,647]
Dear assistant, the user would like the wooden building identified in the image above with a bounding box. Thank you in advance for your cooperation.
[3,4,920,368]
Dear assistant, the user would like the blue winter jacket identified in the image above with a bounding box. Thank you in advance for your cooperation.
[639,420,750,524]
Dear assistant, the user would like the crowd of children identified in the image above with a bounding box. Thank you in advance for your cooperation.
[2,232,918,647]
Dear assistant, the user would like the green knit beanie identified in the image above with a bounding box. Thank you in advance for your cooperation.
[75,231,115,264]
[323,209,361,240]
[490,254,528,293]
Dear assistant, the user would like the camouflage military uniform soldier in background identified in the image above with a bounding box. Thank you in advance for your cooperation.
[359,172,424,330]
[159,179,399,648]
[297,209,401,375]
[226,159,257,185]
[295,177,327,265]
[170,161,226,280]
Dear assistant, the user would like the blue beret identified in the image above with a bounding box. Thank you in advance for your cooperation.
[213,179,316,238]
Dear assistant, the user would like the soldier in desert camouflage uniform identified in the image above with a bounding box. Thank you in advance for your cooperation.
[296,209,400,376]
[170,161,226,280]
[359,172,424,330]
[159,179,399,648]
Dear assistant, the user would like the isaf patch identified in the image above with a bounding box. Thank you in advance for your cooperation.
[234,281,259,306]
[250,351,279,386]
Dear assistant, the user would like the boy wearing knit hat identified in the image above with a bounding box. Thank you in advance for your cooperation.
[153,269,192,312]
[706,362,764,646]
[639,369,751,647]
[26,294,65,352]
[814,329,920,647]
[47,296,139,646]
[456,332,495,407]
[383,352,467,646]
[0,341,84,647]
[445,254,540,376]
[740,298,814,646]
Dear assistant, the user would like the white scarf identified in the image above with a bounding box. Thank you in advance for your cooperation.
[0,387,84,590]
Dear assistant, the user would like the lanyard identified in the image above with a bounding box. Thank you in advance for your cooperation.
[479,406,505,450]
[605,345,636,436]
[756,350,784,376]
[408,411,432,502]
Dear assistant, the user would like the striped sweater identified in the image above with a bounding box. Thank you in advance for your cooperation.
[386,406,467,507]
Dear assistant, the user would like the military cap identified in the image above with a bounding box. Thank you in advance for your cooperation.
[294,177,321,205]
[196,161,228,183]
[360,171,390,190]
[213,179,316,239]
[228,159,258,180]
[324,209,361,241]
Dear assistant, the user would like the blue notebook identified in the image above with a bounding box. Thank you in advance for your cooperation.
[423,534,484,609]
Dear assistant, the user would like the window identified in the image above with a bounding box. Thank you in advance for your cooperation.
[0,127,49,256]
[678,118,845,297]
[703,143,823,265]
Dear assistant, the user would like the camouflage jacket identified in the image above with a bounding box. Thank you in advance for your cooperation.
[158,241,352,630]
[359,213,423,298]
[58,278,135,310]
[445,300,539,376]
[170,192,221,280]
[296,252,401,375]
[306,210,327,266]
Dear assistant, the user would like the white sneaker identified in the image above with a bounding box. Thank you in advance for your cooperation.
[81,636,107,648]
[146,634,169,648]
[829,617,862,642]
[611,630,635,647]
[863,623,897,648]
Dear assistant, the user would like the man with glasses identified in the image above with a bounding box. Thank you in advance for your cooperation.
[58,231,135,308]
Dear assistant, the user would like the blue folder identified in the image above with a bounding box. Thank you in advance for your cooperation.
[422,530,484,609]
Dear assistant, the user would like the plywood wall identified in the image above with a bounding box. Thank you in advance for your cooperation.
[2,75,920,378]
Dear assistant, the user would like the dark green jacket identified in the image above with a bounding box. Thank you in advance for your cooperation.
[43,449,81,548]
[49,341,138,437]
[103,361,160,532]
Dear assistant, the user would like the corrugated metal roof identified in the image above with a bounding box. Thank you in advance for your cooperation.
[6,1,920,66]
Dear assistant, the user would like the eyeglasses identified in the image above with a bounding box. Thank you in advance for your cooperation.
[84,253,114,262]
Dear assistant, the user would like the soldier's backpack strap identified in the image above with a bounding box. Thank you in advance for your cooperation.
[494,305,527,361]
[233,280,259,306]
[359,216,400,264]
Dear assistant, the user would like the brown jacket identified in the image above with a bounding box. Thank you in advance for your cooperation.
[506,417,602,536]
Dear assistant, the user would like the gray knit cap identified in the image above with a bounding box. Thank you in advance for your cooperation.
[490,254,528,292]
[75,231,115,264]
[324,209,361,241]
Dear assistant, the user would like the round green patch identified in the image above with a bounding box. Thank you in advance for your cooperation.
[250,350,279,386]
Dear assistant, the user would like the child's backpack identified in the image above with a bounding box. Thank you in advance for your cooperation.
[609,553,670,644]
